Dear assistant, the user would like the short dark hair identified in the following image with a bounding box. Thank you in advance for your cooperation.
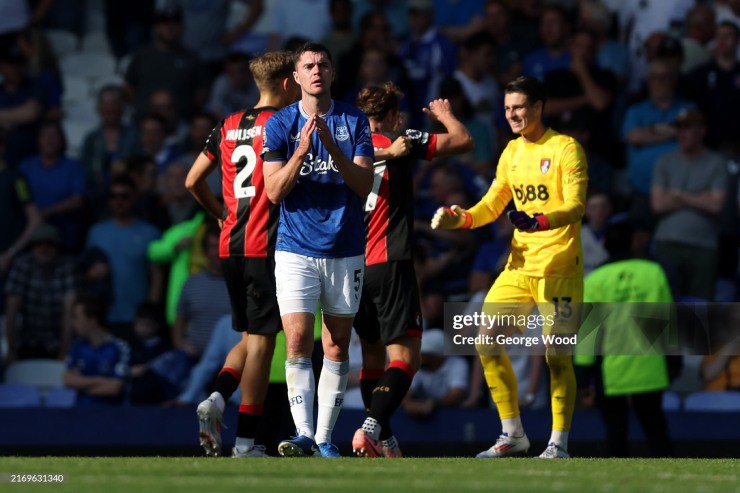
[135,302,166,328]
[295,41,333,66]
[504,76,548,110]
[109,173,137,191]
[462,31,496,53]
[355,82,402,121]
[75,294,108,326]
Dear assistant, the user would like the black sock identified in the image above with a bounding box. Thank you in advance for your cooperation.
[369,364,413,440]
[213,368,240,401]
[360,368,383,414]
[237,404,264,440]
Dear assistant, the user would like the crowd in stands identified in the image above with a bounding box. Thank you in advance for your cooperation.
[1,0,739,421]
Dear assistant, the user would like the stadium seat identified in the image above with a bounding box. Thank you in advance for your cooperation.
[45,28,79,58]
[81,31,112,54]
[59,52,116,83]
[662,390,681,411]
[44,387,77,408]
[0,383,42,407]
[62,118,97,159]
[683,391,740,412]
[5,359,66,393]
[62,74,93,106]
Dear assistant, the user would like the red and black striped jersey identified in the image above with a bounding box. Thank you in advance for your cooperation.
[204,107,279,258]
[365,129,437,266]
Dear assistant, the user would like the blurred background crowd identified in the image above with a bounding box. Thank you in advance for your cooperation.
[0,0,738,426]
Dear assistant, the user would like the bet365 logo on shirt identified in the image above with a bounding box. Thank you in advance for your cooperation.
[513,184,549,204]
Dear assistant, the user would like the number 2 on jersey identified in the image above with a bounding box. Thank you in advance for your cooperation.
[233,144,257,199]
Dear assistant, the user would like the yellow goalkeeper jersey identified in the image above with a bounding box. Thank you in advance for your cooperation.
[468,127,587,278]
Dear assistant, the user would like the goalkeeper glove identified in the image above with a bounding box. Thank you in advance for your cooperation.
[431,205,472,229]
[507,210,550,232]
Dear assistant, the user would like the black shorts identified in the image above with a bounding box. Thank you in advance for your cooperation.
[221,257,282,335]
[354,260,422,345]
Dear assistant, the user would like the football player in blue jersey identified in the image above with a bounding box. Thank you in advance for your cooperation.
[262,42,374,458]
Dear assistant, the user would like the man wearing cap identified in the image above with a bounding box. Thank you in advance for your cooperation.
[124,6,209,120]
[650,108,727,301]
[4,223,77,364]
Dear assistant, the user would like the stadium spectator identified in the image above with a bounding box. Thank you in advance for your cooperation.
[173,112,220,200]
[124,156,170,231]
[577,0,630,87]
[262,42,374,458]
[680,4,715,74]
[622,58,696,231]
[103,0,154,59]
[432,76,588,458]
[575,220,675,457]
[64,295,130,406]
[157,162,199,228]
[351,82,474,458]
[321,0,356,78]
[131,114,184,176]
[402,329,468,418]
[148,89,190,150]
[0,39,43,168]
[19,119,86,252]
[685,21,740,154]
[543,27,618,158]
[651,109,727,301]
[4,223,76,363]
[480,0,536,86]
[205,52,259,121]
[15,28,62,121]
[521,5,572,81]
[452,32,500,154]
[351,0,409,39]
[581,192,612,276]
[398,0,457,129]
[85,175,162,342]
[172,224,231,360]
[263,0,332,50]
[124,6,209,120]
[129,302,190,405]
[0,127,41,275]
[79,85,139,213]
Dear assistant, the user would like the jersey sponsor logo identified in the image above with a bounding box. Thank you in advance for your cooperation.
[225,125,262,141]
[513,184,550,204]
[540,158,551,174]
[300,153,339,175]
[336,125,350,141]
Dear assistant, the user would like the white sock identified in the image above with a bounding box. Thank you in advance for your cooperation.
[314,357,349,445]
[234,437,255,451]
[209,392,225,413]
[502,416,524,437]
[549,430,569,449]
[285,357,315,440]
[362,417,381,441]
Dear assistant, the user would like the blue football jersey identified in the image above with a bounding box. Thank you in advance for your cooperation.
[262,100,374,258]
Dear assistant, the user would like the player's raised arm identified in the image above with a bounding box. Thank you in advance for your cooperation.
[423,98,475,157]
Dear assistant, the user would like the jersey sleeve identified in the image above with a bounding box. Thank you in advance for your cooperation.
[353,113,374,158]
[467,144,514,228]
[544,140,588,229]
[203,119,224,162]
[262,114,289,162]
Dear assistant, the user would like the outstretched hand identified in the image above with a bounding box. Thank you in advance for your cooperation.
[423,98,453,122]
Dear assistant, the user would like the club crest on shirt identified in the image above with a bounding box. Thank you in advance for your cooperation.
[540,158,551,174]
[336,125,350,141]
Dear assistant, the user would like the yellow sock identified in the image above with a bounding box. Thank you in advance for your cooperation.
[480,353,519,419]
[546,353,576,431]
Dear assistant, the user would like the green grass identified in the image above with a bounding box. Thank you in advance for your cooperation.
[0,457,737,493]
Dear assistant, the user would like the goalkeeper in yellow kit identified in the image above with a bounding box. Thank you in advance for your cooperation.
[432,76,587,459]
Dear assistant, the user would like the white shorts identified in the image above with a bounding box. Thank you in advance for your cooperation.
[274,251,365,317]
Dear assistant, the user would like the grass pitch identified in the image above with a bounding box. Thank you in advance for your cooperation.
[0,457,737,493]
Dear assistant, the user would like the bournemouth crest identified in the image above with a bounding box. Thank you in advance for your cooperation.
[540,158,551,174]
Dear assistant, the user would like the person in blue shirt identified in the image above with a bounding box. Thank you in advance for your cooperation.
[63,295,130,406]
[262,42,374,458]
